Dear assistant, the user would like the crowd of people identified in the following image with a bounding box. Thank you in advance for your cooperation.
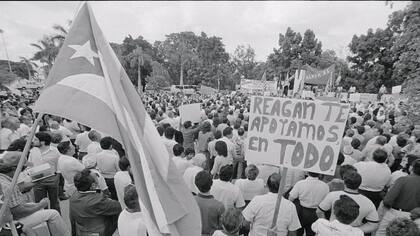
[0,88,419,236]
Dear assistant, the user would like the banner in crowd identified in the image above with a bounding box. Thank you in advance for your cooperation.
[303,65,335,85]
[179,103,201,123]
[349,93,377,103]
[392,85,402,94]
[240,78,277,95]
[200,85,218,96]
[246,96,350,175]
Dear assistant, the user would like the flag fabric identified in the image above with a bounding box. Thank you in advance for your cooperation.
[335,71,342,86]
[33,3,201,236]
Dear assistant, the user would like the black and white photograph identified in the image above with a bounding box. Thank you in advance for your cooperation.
[0,1,419,236]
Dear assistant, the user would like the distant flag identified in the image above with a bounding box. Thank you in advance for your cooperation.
[33,3,201,236]
[261,71,266,81]
[335,71,342,86]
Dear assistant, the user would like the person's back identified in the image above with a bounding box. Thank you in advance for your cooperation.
[317,171,379,233]
[312,195,364,236]
[70,169,121,236]
[242,173,301,236]
[118,185,147,236]
[234,165,264,202]
[95,137,119,179]
[194,171,225,236]
[210,165,245,209]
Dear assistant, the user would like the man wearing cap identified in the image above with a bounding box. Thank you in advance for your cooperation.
[0,152,69,236]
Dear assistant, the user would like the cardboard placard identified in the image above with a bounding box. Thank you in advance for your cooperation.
[392,85,402,94]
[179,103,201,123]
[246,96,349,175]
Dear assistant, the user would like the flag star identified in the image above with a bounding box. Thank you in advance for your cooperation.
[68,40,98,66]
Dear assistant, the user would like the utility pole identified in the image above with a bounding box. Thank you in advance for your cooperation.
[0,29,12,73]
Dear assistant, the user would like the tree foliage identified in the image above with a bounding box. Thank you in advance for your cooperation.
[266,27,323,80]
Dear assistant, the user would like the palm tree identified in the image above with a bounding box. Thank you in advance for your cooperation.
[30,22,71,77]
[128,47,152,92]
[30,36,59,77]
[19,56,37,80]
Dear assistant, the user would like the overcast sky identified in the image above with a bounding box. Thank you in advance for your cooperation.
[0,1,409,63]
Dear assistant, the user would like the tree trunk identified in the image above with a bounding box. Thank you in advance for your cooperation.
[137,62,142,93]
[26,63,31,80]
[180,62,184,85]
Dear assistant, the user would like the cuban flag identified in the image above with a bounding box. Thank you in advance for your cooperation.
[33,3,201,235]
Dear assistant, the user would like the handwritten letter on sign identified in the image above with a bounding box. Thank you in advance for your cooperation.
[246,96,350,175]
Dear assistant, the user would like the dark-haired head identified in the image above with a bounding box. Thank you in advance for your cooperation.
[219,165,233,182]
[74,169,95,191]
[373,149,388,164]
[343,171,362,190]
[334,195,360,225]
[195,170,213,193]
[267,173,281,193]
[100,136,114,150]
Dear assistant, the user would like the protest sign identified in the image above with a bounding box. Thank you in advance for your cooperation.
[240,79,277,95]
[246,96,350,175]
[200,85,218,96]
[359,93,377,103]
[179,103,201,123]
[349,93,360,102]
[392,85,402,94]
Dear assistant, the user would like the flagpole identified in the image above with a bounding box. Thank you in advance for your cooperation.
[0,113,43,220]
[267,167,288,236]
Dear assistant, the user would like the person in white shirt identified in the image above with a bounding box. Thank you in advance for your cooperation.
[234,164,264,204]
[317,171,379,234]
[114,157,133,209]
[242,173,301,236]
[86,130,102,154]
[312,195,364,236]
[162,127,178,157]
[0,117,20,152]
[211,140,233,178]
[212,208,243,236]
[353,149,391,208]
[219,127,237,161]
[82,153,110,196]
[210,165,245,209]
[95,137,120,200]
[118,185,147,236]
[183,153,206,194]
[57,141,84,196]
[172,144,191,175]
[17,115,32,137]
[75,126,92,159]
[288,172,329,236]
[27,132,61,212]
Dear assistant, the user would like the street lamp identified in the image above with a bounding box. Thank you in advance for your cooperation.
[0,29,12,73]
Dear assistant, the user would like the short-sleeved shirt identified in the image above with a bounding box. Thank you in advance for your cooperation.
[210,180,245,209]
[311,219,364,236]
[0,173,26,209]
[57,154,85,192]
[28,146,60,172]
[182,166,203,194]
[75,131,91,153]
[242,193,301,236]
[117,210,147,236]
[288,177,329,209]
[353,161,391,192]
[318,190,379,227]
[234,178,265,201]
[95,150,120,178]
